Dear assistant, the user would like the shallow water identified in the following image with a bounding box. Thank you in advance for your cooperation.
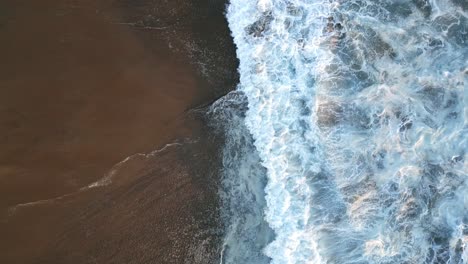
[220,0,467,263]
[0,1,233,262]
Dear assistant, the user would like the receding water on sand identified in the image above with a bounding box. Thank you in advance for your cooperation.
[0,1,236,263]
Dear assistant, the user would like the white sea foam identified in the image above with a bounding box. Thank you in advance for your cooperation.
[225,0,467,263]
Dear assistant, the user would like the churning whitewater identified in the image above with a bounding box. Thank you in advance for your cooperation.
[220,0,467,263]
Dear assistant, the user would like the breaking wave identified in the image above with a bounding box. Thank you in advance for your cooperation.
[219,0,467,263]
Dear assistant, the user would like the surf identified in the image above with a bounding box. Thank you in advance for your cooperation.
[220,0,467,263]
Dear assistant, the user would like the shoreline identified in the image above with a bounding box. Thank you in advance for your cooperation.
[0,0,237,263]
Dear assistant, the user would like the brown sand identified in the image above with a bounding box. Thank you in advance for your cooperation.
[0,0,236,263]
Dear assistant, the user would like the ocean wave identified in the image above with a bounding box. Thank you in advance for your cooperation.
[225,0,467,263]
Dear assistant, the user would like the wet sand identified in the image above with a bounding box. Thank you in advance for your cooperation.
[0,0,237,263]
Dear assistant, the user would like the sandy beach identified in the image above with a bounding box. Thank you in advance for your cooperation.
[0,0,237,263]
